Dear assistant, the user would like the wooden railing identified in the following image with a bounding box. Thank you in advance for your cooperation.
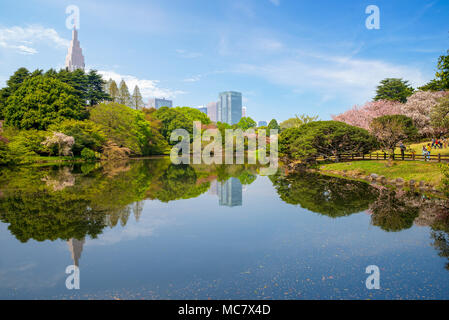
[313,152,449,163]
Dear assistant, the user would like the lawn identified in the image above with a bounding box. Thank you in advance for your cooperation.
[376,141,449,156]
[320,160,444,187]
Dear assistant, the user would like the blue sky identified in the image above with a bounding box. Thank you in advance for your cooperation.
[0,0,448,122]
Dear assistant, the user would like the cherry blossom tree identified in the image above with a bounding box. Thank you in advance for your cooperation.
[332,100,403,131]
[401,90,449,137]
[42,132,75,157]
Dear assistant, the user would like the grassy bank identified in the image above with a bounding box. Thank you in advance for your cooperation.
[378,141,449,156]
[320,160,444,187]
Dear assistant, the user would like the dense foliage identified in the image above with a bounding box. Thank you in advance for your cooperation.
[279,121,377,161]
[4,75,88,130]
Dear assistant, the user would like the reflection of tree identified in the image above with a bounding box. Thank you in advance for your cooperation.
[147,164,210,203]
[270,171,379,217]
[369,189,419,232]
[238,171,257,185]
[431,231,449,271]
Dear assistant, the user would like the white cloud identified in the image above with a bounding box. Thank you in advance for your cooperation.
[176,49,203,59]
[237,51,426,103]
[0,25,70,55]
[98,70,186,100]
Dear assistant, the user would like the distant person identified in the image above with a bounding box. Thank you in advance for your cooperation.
[422,146,428,161]
[426,143,432,160]
[432,138,436,148]
[399,142,406,160]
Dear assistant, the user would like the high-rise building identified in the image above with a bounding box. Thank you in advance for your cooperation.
[218,178,243,207]
[242,106,247,118]
[65,28,85,72]
[258,121,268,127]
[197,106,208,114]
[207,101,218,122]
[219,91,242,125]
[148,98,173,109]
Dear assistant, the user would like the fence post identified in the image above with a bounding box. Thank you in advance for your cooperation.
[439,154,441,163]
[352,154,354,160]
[392,153,395,160]
[384,152,386,160]
[370,153,372,160]
[412,153,415,161]
[362,154,365,160]
[377,153,379,160]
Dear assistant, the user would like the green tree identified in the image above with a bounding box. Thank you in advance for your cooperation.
[154,107,193,143]
[4,75,87,130]
[90,103,163,155]
[370,115,418,155]
[235,117,257,130]
[118,80,131,106]
[279,121,377,162]
[374,78,415,103]
[267,119,280,131]
[86,70,110,106]
[106,79,120,103]
[0,67,30,119]
[280,114,319,130]
[131,85,144,110]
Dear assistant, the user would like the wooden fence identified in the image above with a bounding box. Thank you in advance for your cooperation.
[314,152,449,163]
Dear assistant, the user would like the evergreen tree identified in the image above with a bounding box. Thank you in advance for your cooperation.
[86,70,109,106]
[108,80,119,103]
[131,85,144,110]
[374,78,414,103]
[118,80,131,106]
[0,67,30,119]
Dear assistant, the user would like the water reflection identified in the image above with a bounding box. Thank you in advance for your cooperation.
[1,159,449,299]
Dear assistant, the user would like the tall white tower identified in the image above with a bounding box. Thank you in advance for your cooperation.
[65,28,85,72]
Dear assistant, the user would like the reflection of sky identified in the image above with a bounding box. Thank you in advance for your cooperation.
[1,177,449,299]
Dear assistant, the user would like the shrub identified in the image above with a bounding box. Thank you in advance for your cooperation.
[48,119,106,155]
[81,148,97,161]
[3,128,50,156]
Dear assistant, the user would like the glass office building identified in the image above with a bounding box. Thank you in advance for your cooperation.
[218,91,242,125]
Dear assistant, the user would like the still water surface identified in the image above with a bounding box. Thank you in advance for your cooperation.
[0,158,448,299]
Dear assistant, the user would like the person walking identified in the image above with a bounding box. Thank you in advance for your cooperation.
[426,143,432,161]
[399,142,406,160]
[422,145,428,161]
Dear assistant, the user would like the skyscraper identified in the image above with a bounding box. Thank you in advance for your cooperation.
[242,106,247,118]
[207,101,218,122]
[65,28,85,72]
[219,91,242,125]
[197,106,208,114]
[148,98,173,109]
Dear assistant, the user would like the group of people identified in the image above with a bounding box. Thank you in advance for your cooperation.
[431,138,447,149]
[421,138,447,161]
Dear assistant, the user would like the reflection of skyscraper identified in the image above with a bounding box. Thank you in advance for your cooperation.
[67,238,85,267]
[209,180,218,195]
[218,178,243,207]
[133,201,144,222]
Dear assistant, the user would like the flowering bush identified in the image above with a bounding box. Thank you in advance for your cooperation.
[41,132,75,157]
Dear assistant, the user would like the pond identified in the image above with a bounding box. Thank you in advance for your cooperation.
[0,158,448,300]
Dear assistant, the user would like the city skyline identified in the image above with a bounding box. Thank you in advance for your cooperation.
[0,0,448,122]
